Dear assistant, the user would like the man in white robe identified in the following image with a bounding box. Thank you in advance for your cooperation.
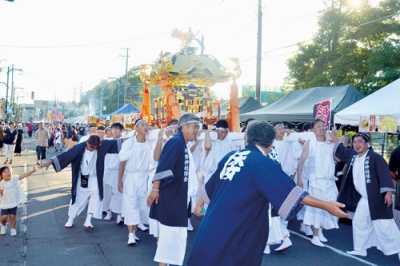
[118,119,153,245]
[289,125,315,236]
[271,122,297,251]
[297,118,338,247]
[79,125,97,143]
[103,122,124,224]
[202,119,234,185]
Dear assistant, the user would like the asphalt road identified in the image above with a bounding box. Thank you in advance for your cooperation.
[1,136,399,266]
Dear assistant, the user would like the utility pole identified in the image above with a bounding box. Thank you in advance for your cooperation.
[73,87,76,104]
[6,65,23,121]
[5,66,10,121]
[79,82,83,102]
[120,48,130,105]
[255,0,263,103]
[100,87,104,117]
[11,65,15,110]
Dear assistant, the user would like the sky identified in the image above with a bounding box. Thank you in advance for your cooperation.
[0,0,328,105]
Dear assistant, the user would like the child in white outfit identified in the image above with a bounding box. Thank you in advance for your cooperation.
[0,165,36,236]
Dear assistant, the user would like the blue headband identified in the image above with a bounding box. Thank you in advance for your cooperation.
[353,132,370,142]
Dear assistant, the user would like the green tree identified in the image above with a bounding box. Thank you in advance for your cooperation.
[286,0,400,95]
[79,65,163,115]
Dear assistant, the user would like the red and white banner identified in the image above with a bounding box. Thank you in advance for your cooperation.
[313,99,331,129]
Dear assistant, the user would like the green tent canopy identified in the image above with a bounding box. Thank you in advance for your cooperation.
[213,97,263,118]
[240,85,364,124]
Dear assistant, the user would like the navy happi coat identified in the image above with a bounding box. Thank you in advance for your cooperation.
[335,143,395,220]
[51,139,121,204]
[188,143,308,266]
[149,130,190,227]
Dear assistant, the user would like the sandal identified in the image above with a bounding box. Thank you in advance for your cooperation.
[9,160,12,164]
[4,160,8,164]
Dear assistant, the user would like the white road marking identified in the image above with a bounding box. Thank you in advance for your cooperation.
[289,230,379,266]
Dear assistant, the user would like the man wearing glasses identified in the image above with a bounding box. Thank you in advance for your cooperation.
[147,114,201,266]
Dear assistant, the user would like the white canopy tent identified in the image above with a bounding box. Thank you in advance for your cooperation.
[334,78,400,126]
[68,115,86,124]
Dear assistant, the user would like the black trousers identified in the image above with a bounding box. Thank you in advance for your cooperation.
[36,146,47,160]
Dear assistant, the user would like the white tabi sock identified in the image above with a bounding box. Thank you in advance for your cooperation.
[85,214,93,224]
[187,218,194,231]
[65,217,74,227]
[127,233,136,245]
[318,228,327,242]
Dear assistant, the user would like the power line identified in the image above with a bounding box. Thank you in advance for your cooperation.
[240,38,313,64]
[0,32,170,49]
[360,12,399,26]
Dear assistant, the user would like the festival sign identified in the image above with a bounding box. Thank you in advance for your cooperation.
[377,115,397,133]
[87,116,99,125]
[313,99,331,129]
[124,113,141,125]
[359,115,376,133]
[358,115,397,132]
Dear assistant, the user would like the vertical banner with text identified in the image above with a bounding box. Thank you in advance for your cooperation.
[313,99,331,129]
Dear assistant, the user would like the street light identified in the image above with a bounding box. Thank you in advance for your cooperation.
[109,77,121,108]
[0,82,7,120]
[5,65,23,121]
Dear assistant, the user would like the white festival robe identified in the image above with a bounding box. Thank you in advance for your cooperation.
[273,139,296,177]
[68,149,102,219]
[303,139,338,230]
[103,137,122,213]
[202,137,234,184]
[119,137,152,226]
[271,139,296,243]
